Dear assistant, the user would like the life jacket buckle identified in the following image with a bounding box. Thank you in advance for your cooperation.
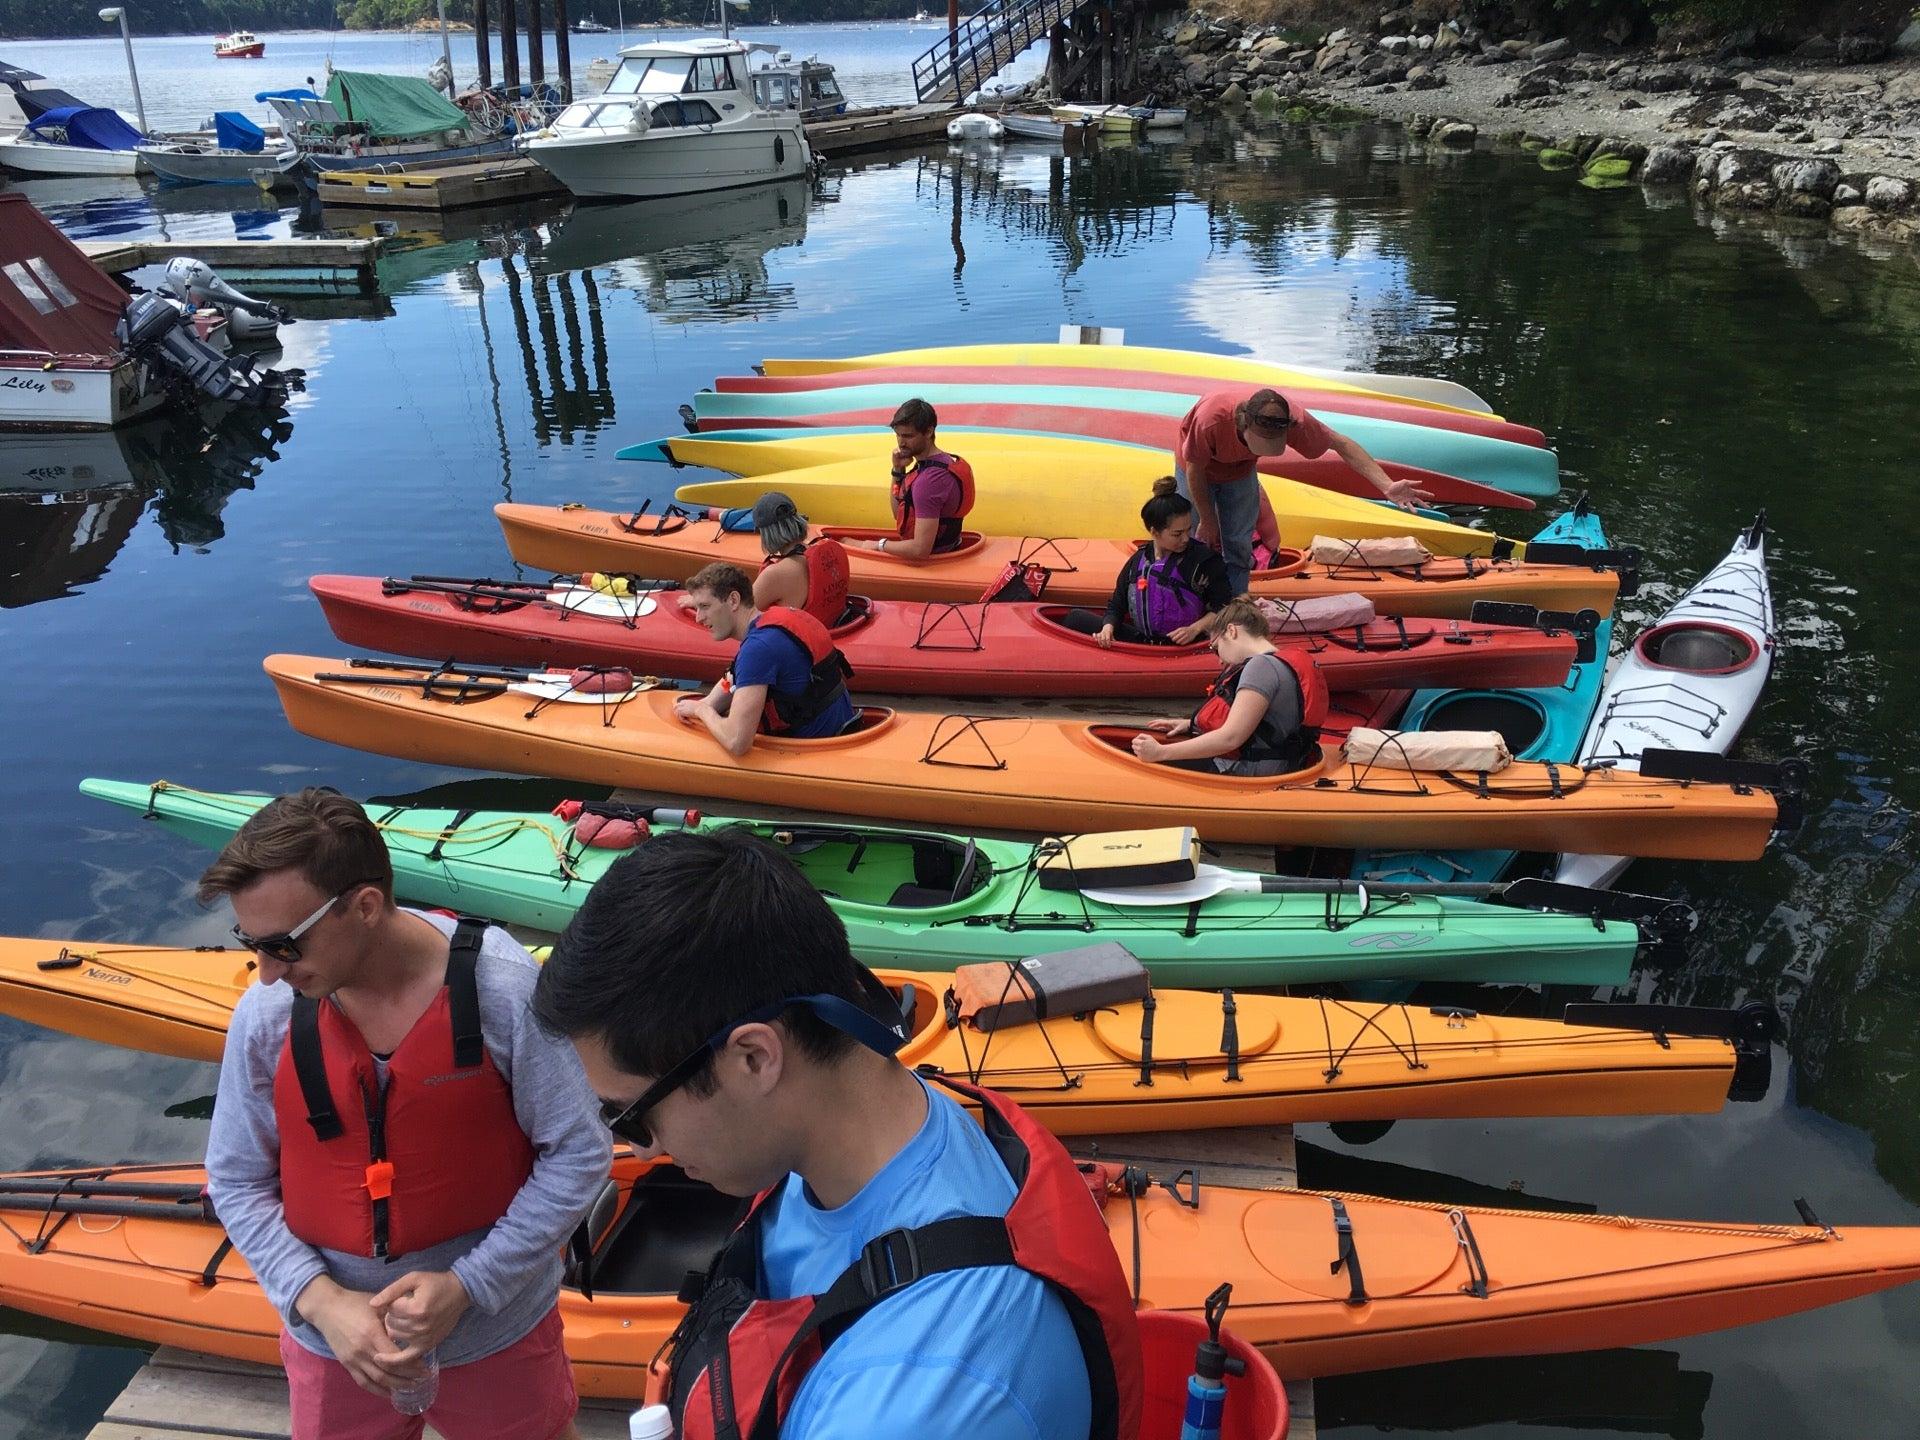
[364,1160,396,1201]
[857,1226,922,1299]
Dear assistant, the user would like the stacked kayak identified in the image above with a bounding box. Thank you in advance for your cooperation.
[684,380,1560,500]
[311,574,1591,698]
[4,1156,1914,1386]
[493,504,1626,617]
[1354,499,1617,887]
[754,340,1501,414]
[639,432,1530,555]
[262,652,1790,856]
[81,780,1681,987]
[1558,515,1776,890]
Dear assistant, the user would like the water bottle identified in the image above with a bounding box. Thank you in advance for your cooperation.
[386,1314,440,1417]
[629,1403,673,1440]
[1179,1284,1245,1440]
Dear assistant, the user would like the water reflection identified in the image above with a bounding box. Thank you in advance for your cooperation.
[0,406,294,606]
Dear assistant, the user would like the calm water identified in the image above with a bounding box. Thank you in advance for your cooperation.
[5,109,1920,1438]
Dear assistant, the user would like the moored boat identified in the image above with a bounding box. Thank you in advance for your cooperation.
[0,105,145,176]
[213,30,265,58]
[137,111,297,187]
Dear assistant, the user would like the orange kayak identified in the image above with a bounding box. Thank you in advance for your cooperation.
[264,653,1786,858]
[494,505,1623,620]
[2,1157,1915,1385]
[0,939,1770,1124]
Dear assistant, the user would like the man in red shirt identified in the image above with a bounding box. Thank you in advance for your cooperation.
[1177,387,1431,593]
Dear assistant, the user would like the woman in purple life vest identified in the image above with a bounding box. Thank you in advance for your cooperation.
[1058,477,1236,648]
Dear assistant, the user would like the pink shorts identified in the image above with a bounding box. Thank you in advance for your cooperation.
[280,1305,578,1440]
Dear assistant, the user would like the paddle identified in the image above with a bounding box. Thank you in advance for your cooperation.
[1075,866,1693,934]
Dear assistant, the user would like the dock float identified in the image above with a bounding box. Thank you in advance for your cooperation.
[80,236,383,275]
[316,156,569,211]
[806,102,957,156]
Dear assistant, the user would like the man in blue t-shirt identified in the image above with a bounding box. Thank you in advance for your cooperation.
[673,561,857,753]
[531,832,1101,1440]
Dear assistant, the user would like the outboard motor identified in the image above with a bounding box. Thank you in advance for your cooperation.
[116,292,285,409]
[159,256,293,345]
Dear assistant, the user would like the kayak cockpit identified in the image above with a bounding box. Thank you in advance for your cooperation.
[758,823,991,910]
[567,1163,736,1296]
[1417,691,1548,754]
[1634,621,1760,676]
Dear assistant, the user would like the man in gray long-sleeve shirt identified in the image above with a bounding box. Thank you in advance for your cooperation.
[201,789,609,1440]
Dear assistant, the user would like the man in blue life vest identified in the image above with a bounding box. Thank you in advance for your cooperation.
[200,789,609,1440]
[846,397,976,560]
[673,561,858,753]
[531,830,1144,1440]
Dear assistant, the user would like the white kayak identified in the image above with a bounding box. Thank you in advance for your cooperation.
[1555,515,1776,891]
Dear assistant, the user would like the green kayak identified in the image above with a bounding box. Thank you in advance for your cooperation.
[81,779,1662,989]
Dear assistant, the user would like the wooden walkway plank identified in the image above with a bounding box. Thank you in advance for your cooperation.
[79,238,383,274]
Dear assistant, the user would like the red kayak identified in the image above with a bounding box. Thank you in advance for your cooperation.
[310,574,1583,699]
[691,401,1531,512]
[713,367,1549,449]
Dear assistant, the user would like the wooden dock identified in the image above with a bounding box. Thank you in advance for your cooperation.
[79,237,383,276]
[316,156,569,212]
[806,102,957,156]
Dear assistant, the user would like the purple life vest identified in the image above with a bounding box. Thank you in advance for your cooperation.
[1126,550,1208,639]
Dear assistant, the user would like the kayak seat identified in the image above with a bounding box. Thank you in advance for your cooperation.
[1636,621,1756,675]
[577,1165,740,1296]
[885,837,982,908]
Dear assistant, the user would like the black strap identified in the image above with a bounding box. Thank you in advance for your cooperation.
[1328,1197,1368,1306]
[289,996,344,1142]
[360,1072,391,1260]
[1220,990,1242,1083]
[740,1216,1015,1440]
[1020,961,1050,1021]
[446,916,488,1069]
[1135,992,1157,1088]
[425,808,477,863]
[196,1235,234,1288]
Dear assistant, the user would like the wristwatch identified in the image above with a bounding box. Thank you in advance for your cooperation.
[877,538,888,553]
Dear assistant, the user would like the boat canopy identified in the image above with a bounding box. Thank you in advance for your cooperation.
[0,62,47,85]
[323,71,470,138]
[213,111,267,152]
[24,106,143,150]
[616,37,780,59]
[0,193,130,359]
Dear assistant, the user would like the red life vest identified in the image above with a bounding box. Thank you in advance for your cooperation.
[1190,650,1327,770]
[761,538,852,628]
[273,917,533,1260]
[889,450,976,552]
[738,605,855,736]
[665,1076,1143,1440]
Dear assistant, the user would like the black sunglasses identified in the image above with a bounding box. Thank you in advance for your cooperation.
[600,981,909,1149]
[231,878,385,966]
[1247,410,1293,434]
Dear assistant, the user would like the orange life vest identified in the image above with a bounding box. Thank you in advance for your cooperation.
[890,450,976,553]
[1190,650,1327,769]
[274,917,533,1259]
[738,605,855,735]
[762,537,852,628]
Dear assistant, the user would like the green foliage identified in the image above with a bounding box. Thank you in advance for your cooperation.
[0,0,337,36]
[1537,146,1579,169]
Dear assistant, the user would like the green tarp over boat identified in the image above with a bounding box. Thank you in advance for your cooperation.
[324,71,470,139]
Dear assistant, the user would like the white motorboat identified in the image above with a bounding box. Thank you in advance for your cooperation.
[138,111,298,188]
[0,61,91,136]
[0,106,147,177]
[573,17,613,33]
[749,53,848,121]
[521,37,810,200]
[1001,109,1092,142]
[1554,515,1777,891]
[946,112,1003,141]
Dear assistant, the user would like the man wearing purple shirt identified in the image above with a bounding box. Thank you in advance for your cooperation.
[848,398,974,559]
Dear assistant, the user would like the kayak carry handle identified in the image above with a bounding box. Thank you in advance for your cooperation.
[1523,541,1644,596]
[1498,879,1697,938]
[1465,601,1602,663]
[1743,510,1768,548]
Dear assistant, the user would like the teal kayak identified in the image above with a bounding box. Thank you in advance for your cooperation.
[686,380,1561,498]
[1351,498,1617,887]
[81,779,1657,988]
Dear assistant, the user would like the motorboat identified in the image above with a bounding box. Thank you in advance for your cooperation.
[1001,109,1094,142]
[214,30,266,58]
[573,17,613,33]
[947,112,1002,141]
[0,106,146,177]
[0,62,91,137]
[138,111,298,188]
[258,72,535,174]
[749,53,848,121]
[521,38,811,200]
[0,194,285,430]
[1050,102,1144,135]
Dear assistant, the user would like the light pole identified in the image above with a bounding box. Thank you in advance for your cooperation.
[97,7,148,134]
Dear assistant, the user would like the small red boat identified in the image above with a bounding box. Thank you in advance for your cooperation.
[213,30,265,58]
[309,574,1585,699]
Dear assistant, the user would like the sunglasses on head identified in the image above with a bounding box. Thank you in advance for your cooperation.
[231,878,385,966]
[599,979,909,1149]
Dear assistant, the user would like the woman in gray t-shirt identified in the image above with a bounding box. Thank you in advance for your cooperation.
[1129,597,1316,776]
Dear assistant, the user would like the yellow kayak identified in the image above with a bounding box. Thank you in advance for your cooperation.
[754,342,1498,417]
[660,433,1519,558]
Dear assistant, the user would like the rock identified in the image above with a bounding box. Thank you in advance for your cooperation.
[1537,147,1578,170]
[1500,38,1531,56]
[1602,13,1634,45]
[1837,34,1889,65]
[1433,25,1463,53]
[1566,132,1601,160]
[1775,192,1832,218]
[1584,153,1634,180]
[1254,35,1288,55]
[1637,67,1687,93]
[1327,28,1350,45]
[1380,35,1410,51]
[1866,175,1915,210]
[1219,82,1248,106]
[1172,22,1202,47]
[1811,137,1844,155]
[1772,158,1840,198]
[1530,37,1573,63]
[1688,67,1736,95]
[1431,118,1477,143]
[1834,182,1863,205]
[1619,96,1643,110]
[1512,75,1554,101]
[1408,66,1444,88]
[1701,130,1725,145]
[1250,85,1283,111]
[1184,59,1212,88]
[1883,70,1920,104]
[1792,35,1837,60]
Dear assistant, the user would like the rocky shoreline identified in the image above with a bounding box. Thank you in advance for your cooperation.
[1133,11,1920,249]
